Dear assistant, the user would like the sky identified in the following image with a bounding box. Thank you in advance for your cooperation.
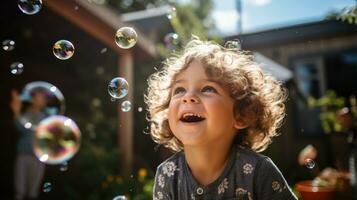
[212,0,356,36]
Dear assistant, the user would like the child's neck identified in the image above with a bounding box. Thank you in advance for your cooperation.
[184,141,233,186]
[28,105,43,114]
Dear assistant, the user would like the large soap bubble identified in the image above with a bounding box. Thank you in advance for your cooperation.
[18,81,65,131]
[33,115,81,165]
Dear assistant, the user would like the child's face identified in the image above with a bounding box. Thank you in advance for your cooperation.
[32,92,48,109]
[168,60,242,148]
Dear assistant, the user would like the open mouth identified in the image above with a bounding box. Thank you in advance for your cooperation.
[180,113,205,123]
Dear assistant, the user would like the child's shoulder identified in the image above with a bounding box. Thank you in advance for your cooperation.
[235,146,288,183]
[235,145,268,164]
[155,151,184,175]
[234,145,281,174]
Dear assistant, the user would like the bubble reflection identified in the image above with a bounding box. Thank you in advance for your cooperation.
[115,27,137,49]
[108,77,129,99]
[33,115,81,165]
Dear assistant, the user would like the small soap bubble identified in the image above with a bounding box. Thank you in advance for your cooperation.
[113,195,127,200]
[108,77,129,99]
[224,40,241,50]
[60,162,68,171]
[100,47,107,54]
[121,101,131,112]
[138,107,143,112]
[2,40,15,51]
[304,158,315,169]
[10,62,24,75]
[53,40,75,60]
[24,122,32,129]
[164,33,179,51]
[18,0,42,15]
[42,182,52,193]
[33,115,81,165]
[115,27,137,49]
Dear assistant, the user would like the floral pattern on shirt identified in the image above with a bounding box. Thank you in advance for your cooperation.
[162,161,177,177]
[218,178,229,194]
[243,163,254,174]
[190,193,196,200]
[154,191,164,200]
[272,181,285,192]
[235,187,253,200]
[156,174,164,189]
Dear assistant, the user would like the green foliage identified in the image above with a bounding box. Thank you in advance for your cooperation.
[308,91,356,133]
[326,3,357,25]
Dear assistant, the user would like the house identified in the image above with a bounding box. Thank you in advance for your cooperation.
[225,19,357,179]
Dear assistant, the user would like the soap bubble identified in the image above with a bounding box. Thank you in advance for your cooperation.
[108,77,129,99]
[33,115,81,165]
[100,48,107,54]
[60,162,68,171]
[164,33,179,51]
[2,40,15,51]
[224,40,241,50]
[166,6,176,19]
[53,40,75,60]
[304,158,315,169]
[18,81,65,131]
[121,100,131,112]
[42,182,52,193]
[10,62,24,75]
[18,0,42,15]
[115,27,137,49]
[138,107,143,112]
[113,195,127,200]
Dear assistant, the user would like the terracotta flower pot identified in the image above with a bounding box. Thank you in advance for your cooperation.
[295,180,335,200]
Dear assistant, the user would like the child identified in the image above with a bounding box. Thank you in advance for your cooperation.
[11,89,49,200]
[145,38,297,200]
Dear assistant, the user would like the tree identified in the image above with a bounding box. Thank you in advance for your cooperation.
[326,1,357,25]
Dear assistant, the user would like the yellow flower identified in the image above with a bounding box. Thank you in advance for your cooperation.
[138,168,148,179]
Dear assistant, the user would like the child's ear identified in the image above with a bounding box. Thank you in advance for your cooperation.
[234,119,248,129]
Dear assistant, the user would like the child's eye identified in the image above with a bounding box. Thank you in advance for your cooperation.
[201,86,217,93]
[173,87,186,95]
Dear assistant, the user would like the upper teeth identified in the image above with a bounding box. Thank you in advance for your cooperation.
[183,113,202,118]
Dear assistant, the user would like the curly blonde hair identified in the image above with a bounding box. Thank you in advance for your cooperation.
[145,38,287,152]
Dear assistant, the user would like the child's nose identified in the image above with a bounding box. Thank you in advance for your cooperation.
[182,92,200,103]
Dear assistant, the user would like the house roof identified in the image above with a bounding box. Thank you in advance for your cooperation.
[253,52,293,82]
[120,6,175,43]
[45,0,157,58]
[225,20,357,49]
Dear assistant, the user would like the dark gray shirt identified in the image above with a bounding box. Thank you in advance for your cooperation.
[153,145,297,200]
